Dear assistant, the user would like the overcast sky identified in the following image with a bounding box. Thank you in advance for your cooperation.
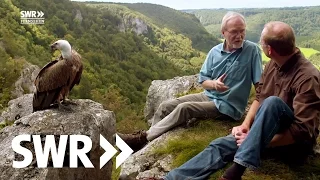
[74,0,320,10]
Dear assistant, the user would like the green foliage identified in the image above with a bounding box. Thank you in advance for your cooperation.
[300,47,320,58]
[91,84,148,133]
[309,53,320,69]
[111,157,121,180]
[0,54,24,109]
[118,3,221,53]
[189,7,320,51]
[175,87,204,98]
[0,119,15,130]
[1,0,199,118]
[260,46,319,65]
[86,3,212,74]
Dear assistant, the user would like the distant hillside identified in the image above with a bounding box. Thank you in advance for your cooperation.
[188,7,320,50]
[119,3,221,53]
[86,3,219,73]
[0,0,195,124]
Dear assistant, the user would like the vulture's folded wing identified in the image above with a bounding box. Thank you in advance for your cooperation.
[69,50,83,90]
[35,60,71,92]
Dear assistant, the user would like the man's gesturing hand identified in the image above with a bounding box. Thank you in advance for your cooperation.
[213,74,229,92]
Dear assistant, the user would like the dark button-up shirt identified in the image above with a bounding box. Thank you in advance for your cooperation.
[256,49,320,144]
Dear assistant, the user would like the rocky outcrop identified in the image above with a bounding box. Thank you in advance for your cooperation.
[119,17,149,35]
[131,18,148,35]
[121,75,203,179]
[144,75,202,124]
[12,63,40,98]
[120,129,185,179]
[74,10,83,23]
[0,94,33,123]
[0,97,116,180]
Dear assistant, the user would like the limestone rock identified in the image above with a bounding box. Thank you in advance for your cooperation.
[0,94,33,123]
[119,17,149,35]
[74,10,83,23]
[12,63,40,98]
[0,99,116,180]
[144,75,201,124]
[120,129,185,179]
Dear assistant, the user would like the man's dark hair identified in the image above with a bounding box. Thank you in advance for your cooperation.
[263,22,296,56]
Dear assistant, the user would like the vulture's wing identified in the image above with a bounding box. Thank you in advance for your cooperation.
[70,63,83,91]
[35,60,58,79]
[69,50,83,90]
[35,60,71,92]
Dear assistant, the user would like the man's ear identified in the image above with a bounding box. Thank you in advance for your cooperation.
[268,46,272,56]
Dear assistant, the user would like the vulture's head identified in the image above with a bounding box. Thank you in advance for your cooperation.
[50,40,72,59]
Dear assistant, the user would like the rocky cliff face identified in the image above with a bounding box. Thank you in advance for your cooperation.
[0,95,116,180]
[119,17,149,35]
[12,63,40,98]
[0,62,38,123]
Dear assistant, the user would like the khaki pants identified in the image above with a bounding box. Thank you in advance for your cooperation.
[147,92,231,141]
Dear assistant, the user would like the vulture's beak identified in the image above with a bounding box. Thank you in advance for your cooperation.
[50,43,57,52]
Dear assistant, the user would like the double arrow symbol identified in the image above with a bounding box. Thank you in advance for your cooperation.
[100,134,133,169]
[37,11,44,18]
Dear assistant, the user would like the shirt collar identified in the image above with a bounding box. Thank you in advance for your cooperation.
[221,40,245,53]
[274,48,301,72]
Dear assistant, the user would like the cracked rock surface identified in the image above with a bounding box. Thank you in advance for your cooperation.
[0,95,116,180]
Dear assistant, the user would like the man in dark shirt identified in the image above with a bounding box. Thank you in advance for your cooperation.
[163,21,320,180]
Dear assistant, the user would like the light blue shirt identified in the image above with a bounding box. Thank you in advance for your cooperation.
[199,40,263,120]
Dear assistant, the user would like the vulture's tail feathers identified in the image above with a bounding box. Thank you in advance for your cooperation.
[33,88,61,112]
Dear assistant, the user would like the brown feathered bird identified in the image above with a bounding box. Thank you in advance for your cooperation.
[33,40,83,112]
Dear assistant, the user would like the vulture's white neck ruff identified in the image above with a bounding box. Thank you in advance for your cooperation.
[60,43,72,60]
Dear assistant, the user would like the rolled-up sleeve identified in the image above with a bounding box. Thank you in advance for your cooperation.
[198,50,214,84]
[289,76,320,143]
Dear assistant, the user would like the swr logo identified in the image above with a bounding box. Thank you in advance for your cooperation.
[12,134,133,169]
[20,11,44,18]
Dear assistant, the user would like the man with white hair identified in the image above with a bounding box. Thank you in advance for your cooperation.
[164,21,320,180]
[118,11,263,153]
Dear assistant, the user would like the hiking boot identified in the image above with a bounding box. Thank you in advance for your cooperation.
[118,174,135,180]
[117,130,148,152]
[219,176,242,180]
[139,178,164,180]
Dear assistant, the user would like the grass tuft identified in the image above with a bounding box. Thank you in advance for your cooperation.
[0,119,14,130]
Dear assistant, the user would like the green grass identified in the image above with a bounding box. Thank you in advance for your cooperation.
[111,157,121,180]
[154,120,238,168]
[175,87,204,98]
[261,47,319,64]
[300,48,320,58]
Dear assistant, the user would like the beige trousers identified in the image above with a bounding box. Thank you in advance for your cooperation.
[146,92,231,141]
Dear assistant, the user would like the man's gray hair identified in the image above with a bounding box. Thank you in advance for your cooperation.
[221,11,246,31]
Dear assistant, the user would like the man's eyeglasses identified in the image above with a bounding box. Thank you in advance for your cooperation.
[225,29,246,36]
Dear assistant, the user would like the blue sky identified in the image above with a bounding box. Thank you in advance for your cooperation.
[74,0,320,10]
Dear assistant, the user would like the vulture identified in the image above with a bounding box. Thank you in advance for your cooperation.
[33,40,83,112]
